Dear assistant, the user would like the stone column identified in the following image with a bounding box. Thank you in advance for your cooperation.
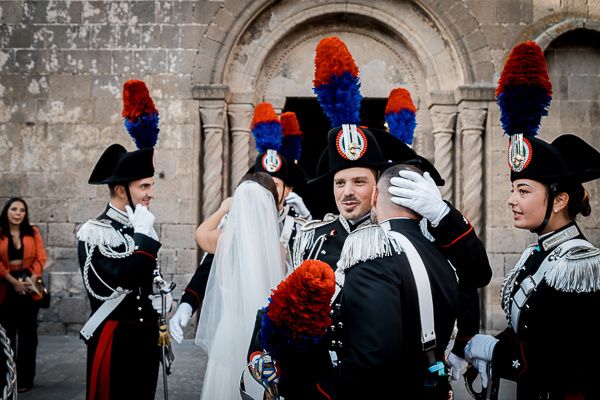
[193,85,230,219]
[458,107,486,234]
[455,85,495,236]
[429,92,458,203]
[228,103,254,191]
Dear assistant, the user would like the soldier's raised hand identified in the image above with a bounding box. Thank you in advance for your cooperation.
[125,204,155,236]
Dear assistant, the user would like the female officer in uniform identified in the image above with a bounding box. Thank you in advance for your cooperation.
[465,41,600,400]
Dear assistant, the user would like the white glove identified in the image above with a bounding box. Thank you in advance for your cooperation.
[464,334,498,362]
[446,352,468,381]
[125,204,155,236]
[472,358,491,388]
[388,171,449,226]
[148,292,173,314]
[169,302,193,344]
[285,192,311,219]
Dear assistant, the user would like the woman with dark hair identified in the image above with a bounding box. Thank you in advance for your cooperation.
[464,42,600,399]
[0,197,47,393]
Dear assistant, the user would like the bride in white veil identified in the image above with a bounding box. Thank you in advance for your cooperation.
[195,177,285,400]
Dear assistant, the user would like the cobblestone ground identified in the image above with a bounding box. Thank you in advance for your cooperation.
[18,336,515,400]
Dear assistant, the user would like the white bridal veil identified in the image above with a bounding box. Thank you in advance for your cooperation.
[195,180,285,399]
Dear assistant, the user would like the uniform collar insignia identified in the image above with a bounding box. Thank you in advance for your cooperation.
[540,224,581,252]
[107,203,132,227]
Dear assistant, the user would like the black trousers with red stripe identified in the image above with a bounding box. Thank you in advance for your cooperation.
[86,319,160,400]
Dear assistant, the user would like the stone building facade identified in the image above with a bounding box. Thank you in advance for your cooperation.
[1,0,599,335]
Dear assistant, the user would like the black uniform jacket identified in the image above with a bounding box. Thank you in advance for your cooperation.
[428,202,492,356]
[77,204,161,400]
[293,213,371,271]
[336,218,459,399]
[493,222,600,399]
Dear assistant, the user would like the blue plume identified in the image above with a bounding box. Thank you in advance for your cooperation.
[253,121,282,153]
[497,86,552,137]
[281,136,302,162]
[386,109,416,146]
[313,71,362,128]
[124,112,160,148]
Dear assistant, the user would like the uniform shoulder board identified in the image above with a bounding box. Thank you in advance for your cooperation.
[545,243,600,293]
[77,219,126,248]
[299,216,338,232]
[323,213,337,222]
[337,224,392,271]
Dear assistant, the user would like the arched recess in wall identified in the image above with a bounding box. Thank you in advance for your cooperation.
[221,1,466,186]
[192,0,472,219]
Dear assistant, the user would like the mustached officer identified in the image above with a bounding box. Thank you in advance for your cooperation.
[77,80,171,400]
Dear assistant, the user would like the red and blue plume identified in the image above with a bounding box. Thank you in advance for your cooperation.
[252,102,282,153]
[260,260,335,360]
[385,88,417,146]
[496,41,553,137]
[313,37,362,128]
[122,80,159,149]
[280,112,303,162]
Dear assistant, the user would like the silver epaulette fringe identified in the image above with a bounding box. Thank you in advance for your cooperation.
[77,219,127,248]
[337,225,392,271]
[545,246,600,293]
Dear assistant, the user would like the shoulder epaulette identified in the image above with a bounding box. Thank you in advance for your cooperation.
[337,224,392,271]
[545,243,600,293]
[77,219,126,248]
[300,215,338,232]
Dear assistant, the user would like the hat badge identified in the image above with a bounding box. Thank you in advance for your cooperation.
[508,136,532,172]
[336,124,367,161]
[262,149,282,173]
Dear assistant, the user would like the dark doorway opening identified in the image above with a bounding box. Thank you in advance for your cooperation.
[283,97,387,219]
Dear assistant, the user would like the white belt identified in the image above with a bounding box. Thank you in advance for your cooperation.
[387,231,437,349]
[80,288,129,341]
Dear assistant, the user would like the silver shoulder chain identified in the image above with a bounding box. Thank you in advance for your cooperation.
[500,246,536,323]
[83,234,135,301]
[0,324,16,400]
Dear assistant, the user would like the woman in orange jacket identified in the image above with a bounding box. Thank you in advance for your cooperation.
[0,197,47,393]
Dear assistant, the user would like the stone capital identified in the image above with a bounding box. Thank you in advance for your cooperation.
[199,104,226,130]
[227,103,254,133]
[430,105,458,135]
[458,107,487,133]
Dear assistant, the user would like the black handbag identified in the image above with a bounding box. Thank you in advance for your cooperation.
[31,276,50,309]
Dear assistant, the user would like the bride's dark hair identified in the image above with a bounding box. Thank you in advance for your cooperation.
[238,172,279,204]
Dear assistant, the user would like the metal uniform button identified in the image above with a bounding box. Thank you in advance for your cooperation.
[337,322,343,329]
[321,250,326,255]
[138,307,142,311]
[139,318,144,322]
[136,295,140,300]
[331,340,336,347]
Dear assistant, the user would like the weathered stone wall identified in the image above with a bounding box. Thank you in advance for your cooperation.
[0,1,212,334]
[1,0,600,336]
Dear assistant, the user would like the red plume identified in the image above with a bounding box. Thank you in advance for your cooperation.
[122,80,158,121]
[280,112,302,137]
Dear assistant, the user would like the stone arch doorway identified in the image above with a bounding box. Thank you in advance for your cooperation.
[194,1,474,219]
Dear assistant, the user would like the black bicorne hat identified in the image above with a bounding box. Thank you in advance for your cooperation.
[370,128,445,186]
[89,147,155,185]
[509,134,600,184]
[88,80,158,186]
[308,124,386,185]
